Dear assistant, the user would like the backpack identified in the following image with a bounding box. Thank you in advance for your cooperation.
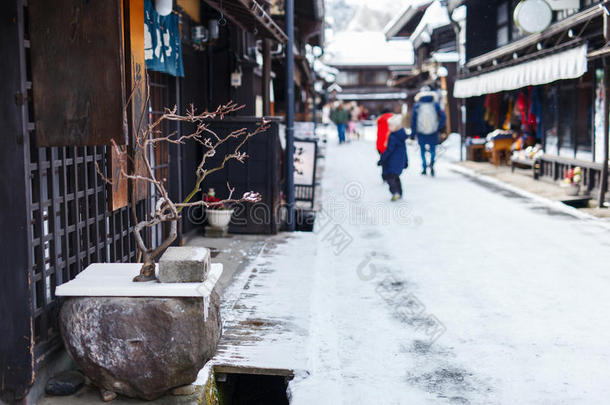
[416,102,439,135]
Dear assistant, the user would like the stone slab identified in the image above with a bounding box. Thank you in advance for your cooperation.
[158,246,211,283]
[55,263,222,298]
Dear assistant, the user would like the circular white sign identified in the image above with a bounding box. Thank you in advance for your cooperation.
[514,0,553,34]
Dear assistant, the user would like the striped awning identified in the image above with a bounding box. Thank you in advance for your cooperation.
[453,44,588,98]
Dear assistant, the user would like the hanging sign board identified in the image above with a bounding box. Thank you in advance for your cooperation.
[294,140,317,186]
[29,0,127,146]
[144,0,184,77]
[294,122,315,139]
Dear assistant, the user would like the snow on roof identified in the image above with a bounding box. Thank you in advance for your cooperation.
[410,0,451,47]
[323,31,414,67]
[383,0,433,40]
[314,59,339,82]
[327,83,343,93]
[432,51,459,63]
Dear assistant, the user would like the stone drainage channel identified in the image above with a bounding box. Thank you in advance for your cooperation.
[205,367,292,405]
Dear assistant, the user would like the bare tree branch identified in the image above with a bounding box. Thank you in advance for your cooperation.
[96,76,268,281]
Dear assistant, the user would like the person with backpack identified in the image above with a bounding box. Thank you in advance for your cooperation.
[378,114,409,201]
[411,87,446,176]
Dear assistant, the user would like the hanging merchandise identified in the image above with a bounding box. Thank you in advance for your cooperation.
[144,0,185,77]
[516,89,530,127]
[502,96,513,130]
[484,93,502,128]
[529,86,543,136]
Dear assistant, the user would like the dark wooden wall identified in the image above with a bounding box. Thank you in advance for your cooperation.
[465,1,497,61]
[0,2,34,402]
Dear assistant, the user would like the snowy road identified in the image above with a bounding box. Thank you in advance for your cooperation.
[215,130,610,404]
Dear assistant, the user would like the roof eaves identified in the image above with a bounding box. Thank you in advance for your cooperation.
[410,2,450,46]
[383,1,433,40]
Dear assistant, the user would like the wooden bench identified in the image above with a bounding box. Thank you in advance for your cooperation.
[538,155,605,193]
[510,156,540,179]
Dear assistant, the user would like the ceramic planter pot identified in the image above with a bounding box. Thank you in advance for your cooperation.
[206,209,234,228]
[566,183,581,196]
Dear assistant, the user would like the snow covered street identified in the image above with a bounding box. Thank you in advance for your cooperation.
[213,130,610,404]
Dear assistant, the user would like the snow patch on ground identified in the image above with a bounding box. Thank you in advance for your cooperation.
[215,129,610,404]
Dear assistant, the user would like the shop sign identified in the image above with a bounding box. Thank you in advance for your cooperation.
[513,0,553,34]
[29,0,127,146]
[144,0,184,77]
[294,140,317,186]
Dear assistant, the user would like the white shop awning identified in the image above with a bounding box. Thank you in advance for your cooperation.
[336,92,408,101]
[453,44,588,98]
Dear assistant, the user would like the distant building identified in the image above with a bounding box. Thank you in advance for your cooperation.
[384,0,461,133]
[324,31,413,115]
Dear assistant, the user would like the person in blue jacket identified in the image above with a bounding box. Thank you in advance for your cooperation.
[411,88,446,177]
[378,114,409,201]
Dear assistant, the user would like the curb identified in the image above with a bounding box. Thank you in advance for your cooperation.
[448,163,610,230]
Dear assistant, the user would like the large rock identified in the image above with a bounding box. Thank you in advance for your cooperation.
[59,293,221,400]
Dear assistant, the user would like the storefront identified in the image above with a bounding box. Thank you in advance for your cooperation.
[0,0,321,402]
[453,0,609,202]
[457,44,593,158]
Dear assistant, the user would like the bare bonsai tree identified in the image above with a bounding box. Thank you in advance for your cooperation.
[98,100,269,282]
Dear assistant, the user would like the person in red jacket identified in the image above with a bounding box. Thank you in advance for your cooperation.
[376,109,393,155]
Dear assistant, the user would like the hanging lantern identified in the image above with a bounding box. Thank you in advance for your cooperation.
[155,0,172,16]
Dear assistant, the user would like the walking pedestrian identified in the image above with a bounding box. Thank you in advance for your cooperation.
[411,87,446,177]
[376,109,393,156]
[378,115,408,201]
[348,103,360,140]
[330,101,350,144]
[357,105,368,121]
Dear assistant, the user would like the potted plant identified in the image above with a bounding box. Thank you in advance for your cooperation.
[562,167,582,196]
[204,188,235,229]
[96,96,268,282]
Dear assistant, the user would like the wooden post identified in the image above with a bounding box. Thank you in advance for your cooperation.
[599,61,609,207]
[124,0,148,205]
[0,2,34,401]
[458,98,465,161]
[440,75,451,134]
[285,0,295,231]
[600,8,610,207]
[262,38,271,116]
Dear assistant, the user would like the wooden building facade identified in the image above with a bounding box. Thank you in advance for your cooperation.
[0,0,322,402]
[453,0,610,201]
